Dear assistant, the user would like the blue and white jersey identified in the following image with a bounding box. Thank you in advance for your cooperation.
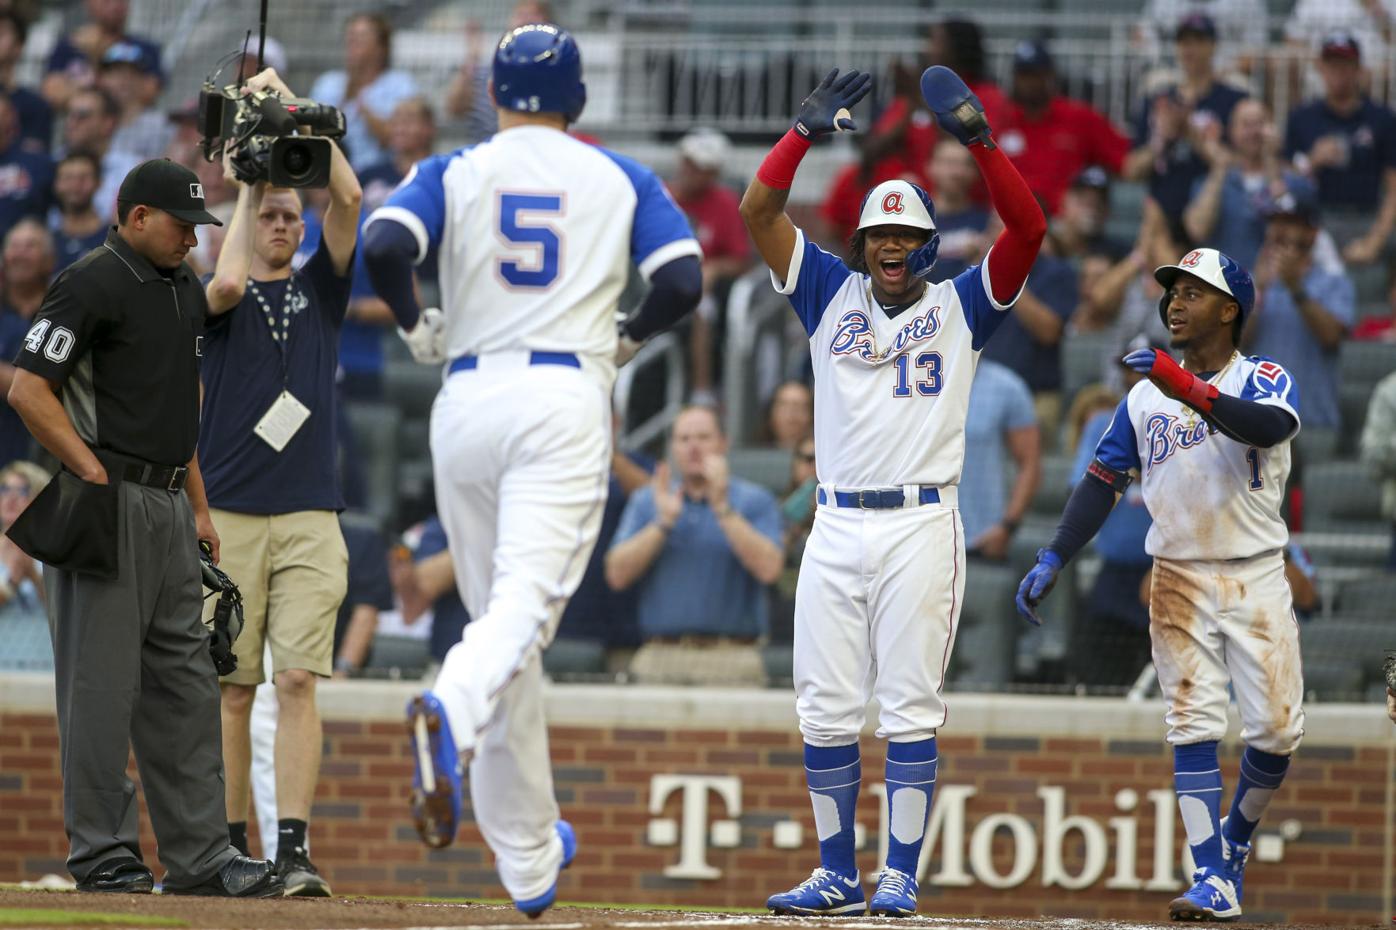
[1095,354,1300,561]
[365,125,700,385]
[772,228,1020,489]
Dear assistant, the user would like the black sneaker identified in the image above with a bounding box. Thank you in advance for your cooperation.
[276,846,331,897]
[164,855,284,897]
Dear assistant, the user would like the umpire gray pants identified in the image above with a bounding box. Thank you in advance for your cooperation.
[46,481,236,885]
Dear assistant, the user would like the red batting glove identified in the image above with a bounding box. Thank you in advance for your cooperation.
[1122,348,1219,412]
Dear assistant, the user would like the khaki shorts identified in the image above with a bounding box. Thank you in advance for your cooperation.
[206,509,348,685]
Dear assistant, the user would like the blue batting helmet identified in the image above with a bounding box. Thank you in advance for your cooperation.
[1154,248,1255,335]
[492,24,586,123]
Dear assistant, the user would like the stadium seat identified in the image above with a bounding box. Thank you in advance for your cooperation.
[345,402,401,527]
[1294,427,1338,463]
[366,634,429,677]
[727,446,794,496]
[948,562,1018,688]
[399,417,431,464]
[1338,341,1396,388]
[544,638,608,678]
[1061,331,1113,404]
[1348,263,1388,308]
[1333,573,1396,621]
[1300,616,1390,682]
[761,642,794,686]
[1032,455,1075,517]
[1337,383,1372,455]
[383,361,442,420]
[1303,460,1384,534]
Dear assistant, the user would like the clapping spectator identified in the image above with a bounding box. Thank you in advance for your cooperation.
[923,138,990,281]
[1359,370,1396,568]
[96,41,171,162]
[1284,32,1396,265]
[0,95,52,241]
[42,0,161,113]
[1136,0,1268,76]
[1245,198,1354,429]
[670,128,752,404]
[1051,166,1130,262]
[1185,98,1315,270]
[445,1,554,144]
[1286,0,1396,84]
[0,12,50,153]
[59,86,137,222]
[1125,14,1248,242]
[0,461,50,671]
[995,41,1132,215]
[309,14,419,172]
[606,406,784,687]
[765,380,813,451]
[961,360,1041,561]
[49,151,105,272]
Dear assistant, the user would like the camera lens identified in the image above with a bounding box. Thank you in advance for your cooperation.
[281,142,312,178]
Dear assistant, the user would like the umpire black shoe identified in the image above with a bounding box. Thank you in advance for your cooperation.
[76,859,154,894]
[163,855,284,898]
[275,846,331,897]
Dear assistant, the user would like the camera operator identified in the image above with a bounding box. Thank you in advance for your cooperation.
[198,67,361,898]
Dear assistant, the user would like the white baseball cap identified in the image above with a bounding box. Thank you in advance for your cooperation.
[678,127,730,171]
[856,179,937,231]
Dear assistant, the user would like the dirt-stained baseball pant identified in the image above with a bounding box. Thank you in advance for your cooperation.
[1149,551,1304,754]
[428,358,610,902]
[793,491,965,746]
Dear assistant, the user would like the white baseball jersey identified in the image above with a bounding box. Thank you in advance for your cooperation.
[772,228,1018,489]
[367,125,700,382]
[1094,354,1300,561]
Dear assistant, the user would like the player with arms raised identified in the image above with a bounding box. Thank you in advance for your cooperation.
[361,24,701,918]
[1018,248,1304,921]
[741,67,1045,916]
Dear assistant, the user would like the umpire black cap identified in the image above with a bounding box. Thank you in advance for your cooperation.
[117,158,223,226]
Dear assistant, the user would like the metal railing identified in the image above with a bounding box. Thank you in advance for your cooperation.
[615,331,686,452]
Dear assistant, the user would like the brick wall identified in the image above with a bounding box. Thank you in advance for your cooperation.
[2,690,1392,924]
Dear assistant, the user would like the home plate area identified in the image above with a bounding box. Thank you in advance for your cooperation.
[0,891,1380,930]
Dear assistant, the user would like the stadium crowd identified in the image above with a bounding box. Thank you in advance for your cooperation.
[0,0,1392,703]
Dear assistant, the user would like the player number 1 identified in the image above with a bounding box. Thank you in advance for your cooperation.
[893,351,943,398]
[1245,446,1263,491]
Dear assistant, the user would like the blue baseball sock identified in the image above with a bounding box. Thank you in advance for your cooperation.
[1224,746,1290,845]
[1174,741,1224,872]
[804,743,860,880]
[884,737,937,875]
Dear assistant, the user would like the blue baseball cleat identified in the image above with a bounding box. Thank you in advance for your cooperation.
[766,867,866,916]
[1169,867,1241,921]
[406,692,464,849]
[1219,831,1251,916]
[514,820,578,919]
[869,867,919,917]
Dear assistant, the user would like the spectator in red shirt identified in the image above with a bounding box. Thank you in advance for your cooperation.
[668,128,752,404]
[995,41,1132,214]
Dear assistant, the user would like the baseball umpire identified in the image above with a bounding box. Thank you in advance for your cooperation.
[6,158,282,897]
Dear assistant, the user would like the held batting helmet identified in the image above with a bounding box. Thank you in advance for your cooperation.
[1153,247,1255,334]
[492,24,587,123]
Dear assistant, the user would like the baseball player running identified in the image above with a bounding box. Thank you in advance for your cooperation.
[1017,247,1304,921]
[741,67,1045,916]
[361,25,701,917]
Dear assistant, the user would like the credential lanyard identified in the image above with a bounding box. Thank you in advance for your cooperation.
[246,277,297,387]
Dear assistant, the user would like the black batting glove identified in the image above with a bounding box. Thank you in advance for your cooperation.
[794,68,873,139]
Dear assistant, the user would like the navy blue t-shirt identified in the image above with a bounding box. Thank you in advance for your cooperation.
[198,239,353,513]
[1134,83,1247,223]
[51,222,107,273]
[979,253,1077,392]
[0,146,52,242]
[0,308,33,469]
[11,88,52,154]
[1284,97,1396,210]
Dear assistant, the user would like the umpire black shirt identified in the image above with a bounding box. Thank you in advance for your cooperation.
[12,227,206,466]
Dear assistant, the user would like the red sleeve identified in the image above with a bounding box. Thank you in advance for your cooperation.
[710,190,752,261]
[970,144,1046,305]
[872,97,911,135]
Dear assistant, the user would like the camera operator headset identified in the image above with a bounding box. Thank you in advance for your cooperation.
[197,67,361,897]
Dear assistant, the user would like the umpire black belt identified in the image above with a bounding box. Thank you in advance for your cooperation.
[97,452,188,492]
[449,351,580,374]
[817,486,941,509]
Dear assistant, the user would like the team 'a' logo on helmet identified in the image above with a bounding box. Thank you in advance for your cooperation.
[882,192,905,215]
[1180,249,1204,268]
